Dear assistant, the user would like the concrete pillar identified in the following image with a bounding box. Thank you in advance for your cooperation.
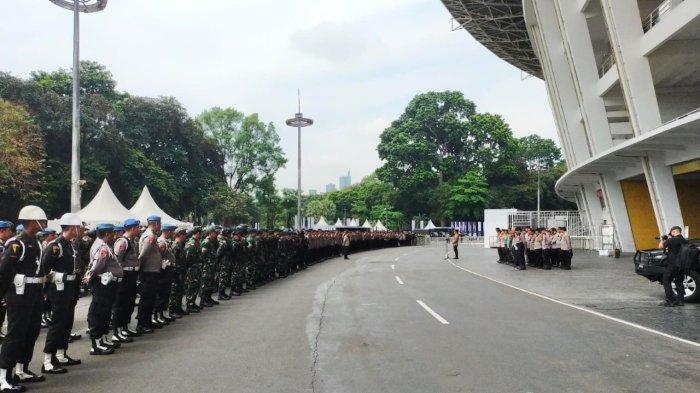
[528,0,593,165]
[600,0,662,134]
[555,0,614,154]
[580,184,605,235]
[641,154,684,235]
[599,173,636,252]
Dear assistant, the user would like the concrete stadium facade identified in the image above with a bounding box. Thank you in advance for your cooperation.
[444,0,700,252]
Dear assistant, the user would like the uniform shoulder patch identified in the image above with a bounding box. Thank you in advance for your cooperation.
[100,247,109,258]
[52,245,61,255]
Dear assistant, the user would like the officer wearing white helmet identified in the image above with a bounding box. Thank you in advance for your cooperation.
[0,221,14,344]
[40,213,83,375]
[0,205,49,391]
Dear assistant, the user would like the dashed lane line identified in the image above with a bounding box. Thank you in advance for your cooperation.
[395,276,404,285]
[416,300,449,325]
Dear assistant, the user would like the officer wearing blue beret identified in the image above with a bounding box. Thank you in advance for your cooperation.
[137,216,163,333]
[112,219,141,341]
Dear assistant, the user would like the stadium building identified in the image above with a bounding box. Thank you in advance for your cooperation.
[443,0,700,251]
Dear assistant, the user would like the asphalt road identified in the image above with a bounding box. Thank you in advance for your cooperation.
[24,246,700,393]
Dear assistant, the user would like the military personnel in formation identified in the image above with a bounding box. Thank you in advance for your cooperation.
[112,219,141,342]
[169,228,189,317]
[199,226,220,307]
[228,230,245,296]
[0,206,49,391]
[41,213,83,375]
[184,227,203,313]
[137,215,163,333]
[216,228,233,301]
[0,220,13,343]
[155,224,177,324]
[84,223,123,355]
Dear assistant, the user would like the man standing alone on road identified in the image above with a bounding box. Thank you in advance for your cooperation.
[450,230,460,260]
[659,226,687,307]
[342,233,350,260]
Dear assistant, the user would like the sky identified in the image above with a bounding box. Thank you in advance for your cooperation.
[0,0,557,193]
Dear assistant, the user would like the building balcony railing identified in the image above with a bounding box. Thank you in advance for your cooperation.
[642,0,685,33]
[598,50,615,78]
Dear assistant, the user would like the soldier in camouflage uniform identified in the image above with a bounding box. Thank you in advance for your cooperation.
[245,231,257,289]
[169,228,189,317]
[199,226,219,307]
[228,230,244,296]
[184,227,203,313]
[216,228,233,301]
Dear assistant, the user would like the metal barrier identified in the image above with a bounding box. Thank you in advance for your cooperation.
[643,0,684,33]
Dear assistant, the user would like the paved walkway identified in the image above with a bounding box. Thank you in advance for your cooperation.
[439,245,700,342]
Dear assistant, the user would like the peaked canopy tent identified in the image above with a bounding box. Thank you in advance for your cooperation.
[349,218,359,227]
[362,220,373,229]
[130,186,191,227]
[373,220,388,232]
[313,216,334,230]
[334,218,344,227]
[424,220,436,230]
[76,179,133,225]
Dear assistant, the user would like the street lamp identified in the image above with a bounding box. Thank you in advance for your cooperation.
[285,90,313,230]
[49,0,109,212]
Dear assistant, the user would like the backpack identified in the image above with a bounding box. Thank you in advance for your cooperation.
[678,243,699,270]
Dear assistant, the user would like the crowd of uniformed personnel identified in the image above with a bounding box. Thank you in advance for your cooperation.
[494,226,573,270]
[0,205,414,392]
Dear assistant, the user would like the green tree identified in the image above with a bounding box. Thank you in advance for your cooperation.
[197,109,286,193]
[0,99,46,218]
[203,184,250,226]
[306,198,336,221]
[446,170,488,220]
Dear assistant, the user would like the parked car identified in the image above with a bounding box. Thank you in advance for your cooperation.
[634,240,700,302]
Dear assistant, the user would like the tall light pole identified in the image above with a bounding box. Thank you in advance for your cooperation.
[286,90,313,229]
[49,0,109,212]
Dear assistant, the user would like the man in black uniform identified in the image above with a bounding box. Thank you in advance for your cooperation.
[659,226,688,307]
[0,205,49,391]
[0,221,14,343]
[40,213,84,375]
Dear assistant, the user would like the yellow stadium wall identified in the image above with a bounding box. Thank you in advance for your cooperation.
[620,179,658,250]
[675,178,700,239]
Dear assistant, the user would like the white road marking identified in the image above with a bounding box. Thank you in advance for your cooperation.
[395,276,404,285]
[447,260,700,349]
[394,257,400,261]
[391,264,395,270]
[416,300,450,325]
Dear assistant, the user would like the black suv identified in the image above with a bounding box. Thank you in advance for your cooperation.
[634,239,700,302]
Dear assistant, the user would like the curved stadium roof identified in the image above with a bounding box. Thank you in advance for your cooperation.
[441,0,542,78]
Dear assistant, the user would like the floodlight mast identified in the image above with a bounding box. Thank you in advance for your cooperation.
[285,90,313,230]
[48,0,109,212]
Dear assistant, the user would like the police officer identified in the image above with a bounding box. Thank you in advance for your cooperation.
[0,206,49,391]
[83,223,123,355]
[0,220,13,343]
[168,228,189,317]
[41,213,83,375]
[154,224,176,325]
[112,218,141,342]
[184,227,203,313]
[137,215,163,333]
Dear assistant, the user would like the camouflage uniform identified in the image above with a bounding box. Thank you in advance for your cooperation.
[216,233,233,298]
[184,237,202,308]
[199,235,219,303]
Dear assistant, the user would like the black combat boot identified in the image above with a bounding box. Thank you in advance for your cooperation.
[218,291,231,301]
[90,338,115,355]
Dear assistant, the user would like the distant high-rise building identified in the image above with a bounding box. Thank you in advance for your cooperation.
[308,189,317,196]
[325,183,336,193]
[339,171,351,190]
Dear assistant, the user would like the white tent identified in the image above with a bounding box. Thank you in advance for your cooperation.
[334,218,343,227]
[373,220,388,231]
[349,218,359,227]
[314,216,334,230]
[130,185,191,227]
[424,220,436,230]
[76,179,133,225]
[362,219,372,229]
